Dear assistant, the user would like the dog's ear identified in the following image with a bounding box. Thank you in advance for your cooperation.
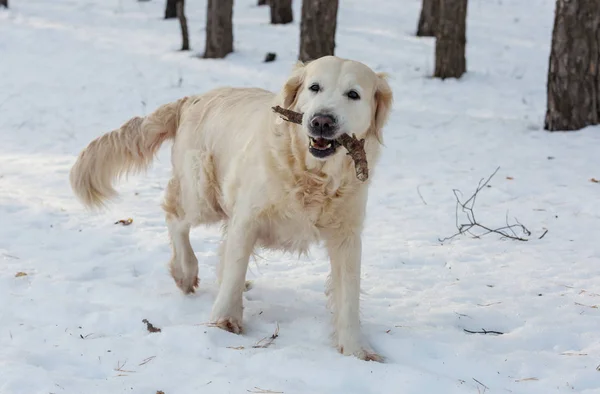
[282,61,306,109]
[370,72,393,144]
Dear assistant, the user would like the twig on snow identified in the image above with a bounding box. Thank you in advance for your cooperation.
[247,387,283,394]
[514,377,539,382]
[574,302,598,309]
[139,356,156,366]
[438,167,531,242]
[464,328,504,335]
[252,322,280,348]
[476,302,502,307]
[473,378,489,393]
[114,360,136,373]
[417,185,428,205]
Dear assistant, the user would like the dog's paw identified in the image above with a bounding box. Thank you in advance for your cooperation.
[173,274,199,294]
[338,344,384,362]
[169,260,199,294]
[213,316,243,334]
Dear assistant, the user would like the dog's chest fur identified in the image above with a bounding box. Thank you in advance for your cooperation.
[256,173,353,254]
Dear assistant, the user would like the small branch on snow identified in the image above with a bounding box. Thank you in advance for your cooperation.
[438,167,531,242]
[139,356,156,366]
[473,378,489,393]
[463,328,504,335]
[417,185,428,205]
[252,322,280,348]
[114,359,136,373]
[476,301,502,307]
[247,388,283,394]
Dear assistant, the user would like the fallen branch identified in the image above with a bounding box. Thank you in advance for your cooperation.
[142,319,162,333]
[463,328,504,335]
[271,106,369,182]
[439,167,531,242]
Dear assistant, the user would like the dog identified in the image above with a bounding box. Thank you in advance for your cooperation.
[69,55,393,361]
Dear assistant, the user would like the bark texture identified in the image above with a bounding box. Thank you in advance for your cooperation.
[165,0,177,19]
[417,0,439,37]
[544,0,600,132]
[299,0,339,62]
[434,0,468,79]
[270,0,293,24]
[204,0,234,59]
[176,0,190,51]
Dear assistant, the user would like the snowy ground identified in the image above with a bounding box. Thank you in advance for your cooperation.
[1,0,599,393]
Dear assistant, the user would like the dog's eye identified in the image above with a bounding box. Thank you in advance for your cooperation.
[309,83,320,93]
[346,90,360,100]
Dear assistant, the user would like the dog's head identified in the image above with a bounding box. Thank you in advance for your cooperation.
[281,56,393,160]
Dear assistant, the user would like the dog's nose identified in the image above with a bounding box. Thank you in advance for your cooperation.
[309,114,337,138]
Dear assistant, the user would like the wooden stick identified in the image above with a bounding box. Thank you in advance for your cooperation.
[271,106,369,182]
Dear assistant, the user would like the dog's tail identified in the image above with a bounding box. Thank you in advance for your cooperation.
[69,97,189,209]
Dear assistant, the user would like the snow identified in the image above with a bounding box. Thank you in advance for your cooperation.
[1,0,599,393]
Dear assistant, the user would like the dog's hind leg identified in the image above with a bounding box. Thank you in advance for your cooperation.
[163,177,199,294]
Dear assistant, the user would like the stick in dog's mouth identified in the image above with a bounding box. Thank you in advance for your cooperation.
[271,105,369,182]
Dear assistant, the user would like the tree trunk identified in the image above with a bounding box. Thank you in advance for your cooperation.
[176,0,190,51]
[417,0,439,37]
[299,0,339,62]
[258,0,268,5]
[270,0,293,24]
[165,0,177,19]
[203,0,234,59]
[434,0,468,79]
[544,0,600,132]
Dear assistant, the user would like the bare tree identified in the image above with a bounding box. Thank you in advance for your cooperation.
[176,0,190,51]
[270,0,293,24]
[299,0,339,62]
[203,0,234,58]
[165,0,177,19]
[544,0,600,132]
[417,0,439,37]
[434,0,468,79]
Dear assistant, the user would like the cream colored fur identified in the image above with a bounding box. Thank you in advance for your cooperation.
[70,56,393,361]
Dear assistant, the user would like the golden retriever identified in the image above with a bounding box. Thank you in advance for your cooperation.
[69,55,393,361]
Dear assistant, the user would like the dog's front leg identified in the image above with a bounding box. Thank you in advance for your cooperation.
[210,217,257,334]
[326,232,382,362]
